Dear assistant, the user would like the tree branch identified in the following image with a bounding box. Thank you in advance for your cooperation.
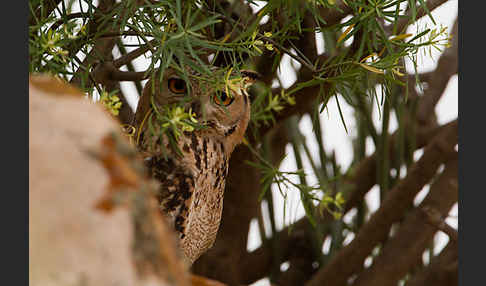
[253,12,457,139]
[239,119,453,284]
[69,0,150,88]
[416,17,458,123]
[318,0,353,29]
[29,0,62,27]
[393,0,451,35]
[422,206,458,242]
[351,153,458,286]
[240,218,313,285]
[341,119,448,214]
[113,39,158,68]
[305,119,457,286]
[92,61,150,82]
[48,12,90,31]
[69,0,118,88]
[405,241,458,286]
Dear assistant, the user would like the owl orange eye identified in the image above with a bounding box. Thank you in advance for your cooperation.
[168,78,187,94]
[213,91,234,106]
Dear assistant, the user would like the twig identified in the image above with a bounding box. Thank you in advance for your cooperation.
[393,0,450,35]
[29,0,63,27]
[116,39,143,95]
[113,39,158,68]
[48,12,90,31]
[241,119,455,285]
[422,206,458,242]
[91,61,150,85]
[214,11,318,73]
[417,17,458,123]
[241,123,451,284]
[69,0,148,87]
[111,69,150,81]
[263,37,317,72]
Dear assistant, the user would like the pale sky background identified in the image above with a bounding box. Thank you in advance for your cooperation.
[108,1,458,285]
[244,1,458,285]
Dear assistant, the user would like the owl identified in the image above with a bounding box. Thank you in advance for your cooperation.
[133,66,257,264]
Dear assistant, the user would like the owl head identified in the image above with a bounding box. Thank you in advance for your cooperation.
[134,67,258,156]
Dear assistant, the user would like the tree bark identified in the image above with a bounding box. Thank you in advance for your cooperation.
[351,153,458,286]
[306,120,457,286]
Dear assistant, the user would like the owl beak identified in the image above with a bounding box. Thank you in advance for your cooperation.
[188,99,202,118]
[241,70,261,86]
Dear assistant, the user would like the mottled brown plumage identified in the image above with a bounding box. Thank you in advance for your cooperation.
[134,67,256,264]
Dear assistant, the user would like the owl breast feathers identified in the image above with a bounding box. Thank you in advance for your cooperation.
[133,67,257,263]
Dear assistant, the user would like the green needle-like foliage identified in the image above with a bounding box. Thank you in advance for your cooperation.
[29,2,457,283]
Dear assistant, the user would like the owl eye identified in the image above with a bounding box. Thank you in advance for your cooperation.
[213,91,234,106]
[168,78,187,94]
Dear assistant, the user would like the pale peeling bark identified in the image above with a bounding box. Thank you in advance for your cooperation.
[29,75,189,286]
